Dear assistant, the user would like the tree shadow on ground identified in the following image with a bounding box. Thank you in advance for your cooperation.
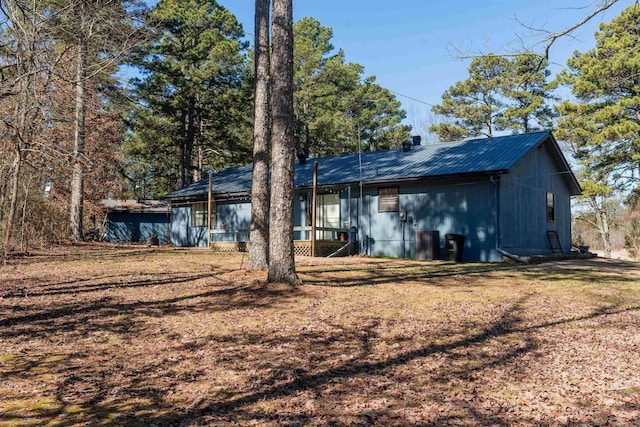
[2,251,639,426]
[5,293,626,426]
[298,257,640,289]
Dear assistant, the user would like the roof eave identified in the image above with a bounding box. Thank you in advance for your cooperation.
[295,170,510,190]
[544,133,583,196]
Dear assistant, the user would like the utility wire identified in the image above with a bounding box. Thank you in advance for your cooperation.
[387,89,436,107]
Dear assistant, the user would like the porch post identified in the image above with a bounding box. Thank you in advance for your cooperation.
[207,172,212,248]
[311,161,318,257]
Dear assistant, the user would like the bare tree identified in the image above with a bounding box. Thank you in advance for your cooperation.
[247,0,271,270]
[448,0,622,70]
[69,2,87,241]
[53,0,145,241]
[0,0,54,266]
[267,0,299,285]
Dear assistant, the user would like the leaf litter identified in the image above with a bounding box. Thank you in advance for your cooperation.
[0,243,639,426]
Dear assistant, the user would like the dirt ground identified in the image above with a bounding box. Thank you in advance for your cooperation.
[1,243,639,426]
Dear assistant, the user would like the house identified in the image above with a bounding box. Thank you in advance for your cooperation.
[101,199,170,244]
[165,131,581,261]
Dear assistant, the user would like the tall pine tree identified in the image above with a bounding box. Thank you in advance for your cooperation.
[127,0,250,195]
[556,4,640,258]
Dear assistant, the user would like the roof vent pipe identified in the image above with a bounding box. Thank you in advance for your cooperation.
[412,135,421,146]
[402,140,412,152]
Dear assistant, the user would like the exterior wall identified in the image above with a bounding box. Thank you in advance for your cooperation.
[170,200,252,247]
[499,144,573,256]
[170,205,208,247]
[358,179,500,261]
[214,201,251,242]
[106,212,169,244]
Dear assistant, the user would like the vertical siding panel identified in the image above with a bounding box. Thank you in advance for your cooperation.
[501,144,573,255]
[364,179,498,261]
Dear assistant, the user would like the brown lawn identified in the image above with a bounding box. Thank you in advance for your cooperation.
[1,243,639,426]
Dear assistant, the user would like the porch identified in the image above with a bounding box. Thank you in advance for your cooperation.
[209,226,357,257]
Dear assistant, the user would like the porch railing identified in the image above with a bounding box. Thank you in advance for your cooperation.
[209,226,352,243]
[210,229,250,242]
[293,226,351,242]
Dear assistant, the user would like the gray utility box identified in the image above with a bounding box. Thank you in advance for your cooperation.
[416,230,440,260]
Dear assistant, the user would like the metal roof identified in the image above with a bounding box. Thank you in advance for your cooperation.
[101,199,170,213]
[167,131,581,200]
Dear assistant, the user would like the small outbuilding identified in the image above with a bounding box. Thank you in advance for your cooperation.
[101,200,170,244]
[166,131,581,261]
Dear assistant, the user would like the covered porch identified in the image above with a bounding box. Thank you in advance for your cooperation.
[208,226,357,257]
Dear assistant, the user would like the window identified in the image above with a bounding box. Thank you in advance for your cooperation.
[379,187,399,212]
[191,202,213,227]
[546,192,555,223]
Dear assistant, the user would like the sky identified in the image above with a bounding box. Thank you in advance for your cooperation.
[222,0,632,135]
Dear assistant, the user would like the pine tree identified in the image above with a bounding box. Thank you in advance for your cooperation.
[247,0,270,270]
[267,0,299,285]
[430,55,509,141]
[498,54,557,133]
[430,54,556,141]
[556,4,640,258]
[127,0,250,194]
[48,0,145,241]
[293,18,409,156]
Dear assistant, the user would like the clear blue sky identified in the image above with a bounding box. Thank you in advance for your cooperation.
[223,0,631,135]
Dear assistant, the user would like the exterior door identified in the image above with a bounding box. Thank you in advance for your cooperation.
[316,194,340,240]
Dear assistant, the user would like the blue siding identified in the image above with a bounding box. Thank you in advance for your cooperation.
[360,179,499,261]
[171,201,252,247]
[217,201,251,230]
[500,143,573,255]
[170,206,208,247]
[214,201,252,242]
[106,212,169,244]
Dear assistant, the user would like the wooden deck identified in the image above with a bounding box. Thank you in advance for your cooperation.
[210,240,356,257]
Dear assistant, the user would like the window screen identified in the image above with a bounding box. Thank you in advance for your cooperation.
[191,202,211,227]
[379,187,399,212]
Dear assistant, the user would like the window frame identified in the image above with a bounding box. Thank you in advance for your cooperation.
[191,201,211,228]
[546,192,555,223]
[379,187,399,213]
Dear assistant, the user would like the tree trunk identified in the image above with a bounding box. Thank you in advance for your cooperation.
[597,205,612,258]
[3,150,21,267]
[178,111,187,188]
[70,38,87,241]
[267,0,299,285]
[20,177,31,252]
[248,0,271,270]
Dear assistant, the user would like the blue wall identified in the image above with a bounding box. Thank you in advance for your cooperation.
[170,205,207,247]
[106,212,169,244]
[499,143,573,255]
[355,179,499,261]
[170,201,251,247]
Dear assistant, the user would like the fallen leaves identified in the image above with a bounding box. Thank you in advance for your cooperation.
[0,244,639,425]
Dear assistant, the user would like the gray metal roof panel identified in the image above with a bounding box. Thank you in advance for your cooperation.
[167,131,554,200]
[167,164,254,200]
[295,131,550,187]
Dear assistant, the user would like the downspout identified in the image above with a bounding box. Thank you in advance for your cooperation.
[491,175,527,264]
[490,175,501,250]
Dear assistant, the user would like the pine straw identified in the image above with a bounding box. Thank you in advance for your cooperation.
[1,243,639,426]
